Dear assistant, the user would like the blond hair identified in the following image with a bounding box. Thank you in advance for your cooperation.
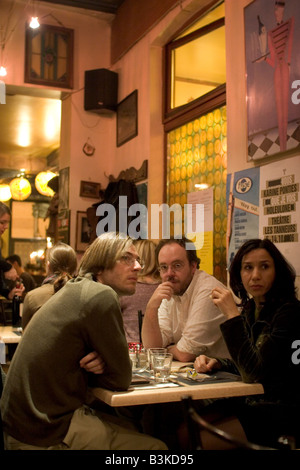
[78,232,133,277]
[134,239,159,280]
[46,242,77,293]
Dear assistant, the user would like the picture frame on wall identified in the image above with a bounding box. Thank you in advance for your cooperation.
[117,90,138,147]
[244,0,300,161]
[57,209,70,244]
[59,167,69,212]
[79,181,101,198]
[76,211,90,252]
[25,24,74,89]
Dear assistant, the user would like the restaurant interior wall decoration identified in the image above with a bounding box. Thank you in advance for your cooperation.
[166,105,227,284]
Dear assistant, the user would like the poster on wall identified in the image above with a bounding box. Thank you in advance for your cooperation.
[187,188,213,275]
[226,168,260,267]
[244,0,300,161]
[259,155,300,274]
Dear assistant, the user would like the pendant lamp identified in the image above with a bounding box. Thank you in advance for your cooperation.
[35,171,56,197]
[0,184,12,201]
[10,177,32,201]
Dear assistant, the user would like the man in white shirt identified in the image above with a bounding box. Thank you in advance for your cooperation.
[142,237,230,362]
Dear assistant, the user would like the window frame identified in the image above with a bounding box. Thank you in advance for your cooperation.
[163,16,226,130]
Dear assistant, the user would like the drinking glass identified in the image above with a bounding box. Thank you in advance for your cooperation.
[128,343,149,372]
[147,348,167,371]
[152,352,173,383]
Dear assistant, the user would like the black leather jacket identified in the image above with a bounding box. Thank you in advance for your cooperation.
[219,297,300,404]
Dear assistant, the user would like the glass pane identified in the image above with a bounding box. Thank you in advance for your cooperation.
[172,26,226,109]
[166,106,227,283]
[177,2,225,39]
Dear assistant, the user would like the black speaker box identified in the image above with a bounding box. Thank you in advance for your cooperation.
[84,68,118,113]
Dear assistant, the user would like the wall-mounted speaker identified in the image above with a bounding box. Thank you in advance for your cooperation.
[84,68,118,114]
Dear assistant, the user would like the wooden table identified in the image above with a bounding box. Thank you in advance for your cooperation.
[92,365,264,407]
[0,325,22,344]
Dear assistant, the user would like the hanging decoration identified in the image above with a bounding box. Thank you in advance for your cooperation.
[82,138,95,156]
[10,176,32,201]
[35,171,56,197]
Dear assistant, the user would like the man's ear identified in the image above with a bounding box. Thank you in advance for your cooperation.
[95,270,103,283]
[191,261,198,275]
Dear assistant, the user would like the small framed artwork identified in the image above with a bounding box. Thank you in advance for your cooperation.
[76,211,90,252]
[117,90,138,147]
[57,209,70,244]
[59,167,69,211]
[79,181,101,198]
[25,24,74,89]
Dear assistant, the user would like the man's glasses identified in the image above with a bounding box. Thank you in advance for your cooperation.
[119,254,145,269]
[158,262,185,274]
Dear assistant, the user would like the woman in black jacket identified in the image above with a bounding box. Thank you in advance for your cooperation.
[194,238,300,447]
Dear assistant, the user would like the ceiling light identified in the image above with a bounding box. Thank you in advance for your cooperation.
[35,171,56,197]
[0,66,7,77]
[0,184,12,201]
[10,177,32,201]
[195,183,210,190]
[29,16,40,29]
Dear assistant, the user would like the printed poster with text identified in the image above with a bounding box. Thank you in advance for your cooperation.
[259,156,300,274]
[226,167,260,267]
[187,188,213,275]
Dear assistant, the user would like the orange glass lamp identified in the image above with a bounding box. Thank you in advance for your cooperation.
[35,171,56,197]
[0,184,12,201]
[10,177,32,201]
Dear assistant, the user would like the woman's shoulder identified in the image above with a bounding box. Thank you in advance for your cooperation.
[27,282,55,297]
[267,297,300,320]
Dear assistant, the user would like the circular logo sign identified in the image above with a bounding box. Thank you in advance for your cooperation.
[235,177,252,194]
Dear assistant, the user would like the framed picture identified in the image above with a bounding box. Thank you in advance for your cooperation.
[25,24,74,89]
[58,167,69,211]
[76,211,90,252]
[80,181,101,199]
[57,209,70,244]
[117,90,138,147]
[244,0,300,161]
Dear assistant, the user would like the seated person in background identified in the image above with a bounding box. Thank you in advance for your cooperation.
[1,232,167,451]
[0,259,25,300]
[142,237,230,362]
[6,254,36,295]
[22,242,77,330]
[194,238,300,448]
[120,239,161,343]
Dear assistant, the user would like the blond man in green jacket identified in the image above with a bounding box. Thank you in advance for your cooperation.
[1,233,167,450]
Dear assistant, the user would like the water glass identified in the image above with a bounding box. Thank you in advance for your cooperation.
[147,348,167,371]
[152,352,173,383]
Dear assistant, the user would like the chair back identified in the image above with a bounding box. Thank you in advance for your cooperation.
[181,396,279,450]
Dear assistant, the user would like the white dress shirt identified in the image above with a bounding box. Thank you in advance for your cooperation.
[158,270,230,358]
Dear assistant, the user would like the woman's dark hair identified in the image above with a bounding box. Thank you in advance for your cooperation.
[155,237,200,268]
[229,238,296,306]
